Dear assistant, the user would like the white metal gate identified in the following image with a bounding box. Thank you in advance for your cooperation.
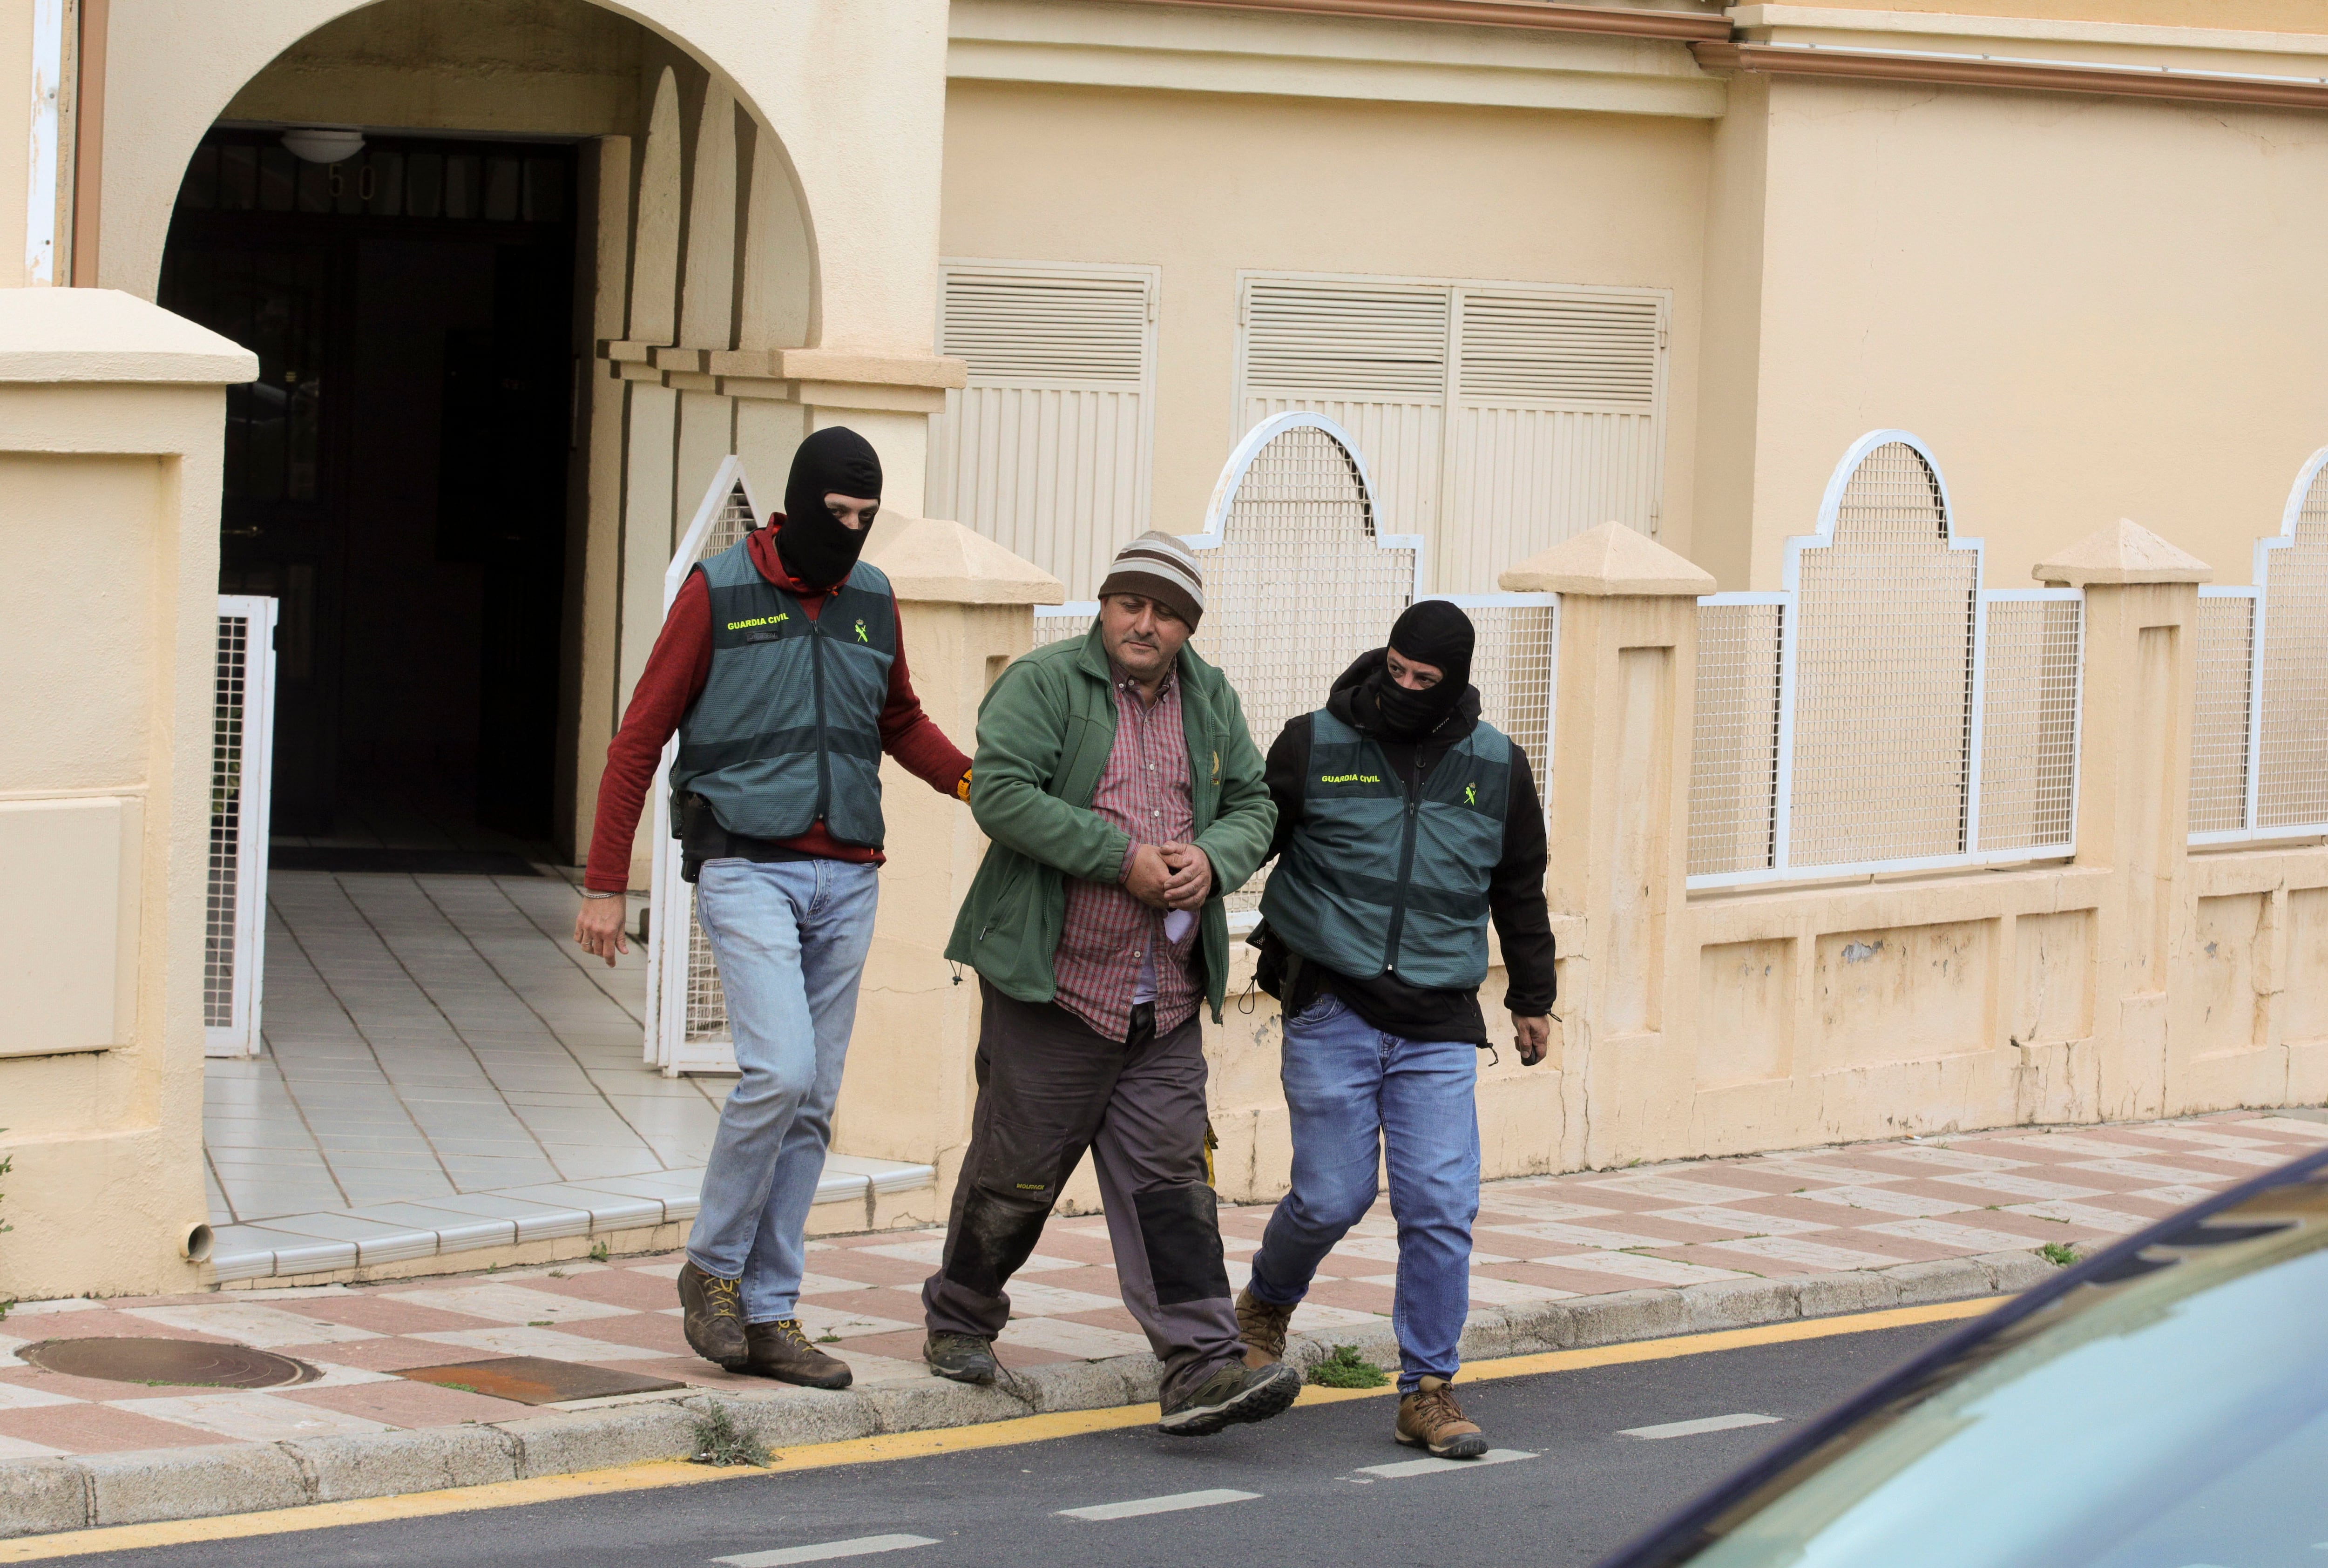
[2189,446,2328,845]
[1035,411,1557,924]
[642,458,765,1076]
[1686,431,2084,888]
[207,595,279,1058]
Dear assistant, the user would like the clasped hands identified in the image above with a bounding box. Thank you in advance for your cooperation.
[1123,841,1211,912]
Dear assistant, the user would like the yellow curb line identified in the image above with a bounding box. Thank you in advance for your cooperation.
[0,1296,2001,1561]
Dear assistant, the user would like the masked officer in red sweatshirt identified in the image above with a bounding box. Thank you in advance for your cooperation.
[572,429,972,1388]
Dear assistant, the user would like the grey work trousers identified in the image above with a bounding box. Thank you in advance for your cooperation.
[921,982,1242,1405]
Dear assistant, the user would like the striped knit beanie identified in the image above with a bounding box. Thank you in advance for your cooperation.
[1096,531,1205,628]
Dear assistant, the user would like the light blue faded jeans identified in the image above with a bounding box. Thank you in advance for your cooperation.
[687,857,879,1322]
[1246,992,1482,1391]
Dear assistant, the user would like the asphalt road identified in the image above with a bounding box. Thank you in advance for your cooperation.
[68,1318,1963,1568]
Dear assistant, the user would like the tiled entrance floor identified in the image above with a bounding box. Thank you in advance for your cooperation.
[10,1110,2321,1458]
[204,866,926,1282]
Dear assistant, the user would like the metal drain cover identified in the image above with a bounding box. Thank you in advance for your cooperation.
[21,1337,319,1390]
[398,1356,687,1405]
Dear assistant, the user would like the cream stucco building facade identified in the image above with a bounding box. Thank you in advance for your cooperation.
[4,0,2328,1301]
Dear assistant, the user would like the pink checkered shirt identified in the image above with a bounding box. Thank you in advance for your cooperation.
[1051,662,1200,1042]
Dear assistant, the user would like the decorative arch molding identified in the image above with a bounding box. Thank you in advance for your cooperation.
[99,0,946,356]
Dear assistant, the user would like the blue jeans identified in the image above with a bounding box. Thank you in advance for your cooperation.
[687,857,879,1322]
[1247,993,1481,1391]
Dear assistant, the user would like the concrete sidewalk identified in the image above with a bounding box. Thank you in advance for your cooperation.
[5,1108,2323,1538]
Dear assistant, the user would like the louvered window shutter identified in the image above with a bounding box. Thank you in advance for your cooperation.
[1442,285,1667,591]
[1237,279,1450,545]
[1234,275,1667,591]
[927,261,1157,597]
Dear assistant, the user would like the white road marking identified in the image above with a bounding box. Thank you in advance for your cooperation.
[1622,1413,1784,1440]
[715,1535,938,1566]
[1355,1448,1537,1479]
[1056,1488,1262,1521]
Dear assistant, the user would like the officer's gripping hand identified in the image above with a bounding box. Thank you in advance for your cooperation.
[1512,1014,1551,1067]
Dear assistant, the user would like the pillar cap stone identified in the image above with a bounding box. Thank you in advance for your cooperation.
[866,514,1065,605]
[2031,518,2211,586]
[1498,521,1716,597]
[0,288,258,384]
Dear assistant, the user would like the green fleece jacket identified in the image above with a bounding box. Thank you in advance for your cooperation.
[945,621,1276,1022]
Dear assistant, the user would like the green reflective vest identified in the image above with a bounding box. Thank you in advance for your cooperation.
[668,541,897,848]
[1259,708,1511,991]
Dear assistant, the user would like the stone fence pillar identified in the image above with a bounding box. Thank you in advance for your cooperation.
[2035,520,2207,1123]
[1501,523,1715,1173]
[835,516,1063,1200]
[0,290,256,1300]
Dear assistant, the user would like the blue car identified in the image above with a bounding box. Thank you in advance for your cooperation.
[1599,1138,2328,1568]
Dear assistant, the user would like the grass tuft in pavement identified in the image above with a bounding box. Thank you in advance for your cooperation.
[1310,1345,1390,1389]
[690,1404,772,1468]
[2038,1242,2079,1268]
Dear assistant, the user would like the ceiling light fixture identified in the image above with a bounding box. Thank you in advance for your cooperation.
[280,126,365,164]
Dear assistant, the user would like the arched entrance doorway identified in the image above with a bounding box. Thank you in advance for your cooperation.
[112,0,942,1282]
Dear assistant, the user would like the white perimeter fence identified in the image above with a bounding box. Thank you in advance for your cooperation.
[207,595,278,1058]
[1687,432,2084,889]
[2190,448,2328,845]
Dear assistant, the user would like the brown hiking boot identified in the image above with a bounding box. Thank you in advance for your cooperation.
[1396,1376,1489,1459]
[745,1318,853,1390]
[1235,1286,1295,1368]
[677,1258,749,1370]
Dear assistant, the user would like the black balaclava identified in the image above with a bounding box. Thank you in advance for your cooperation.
[1359,600,1476,742]
[774,426,884,590]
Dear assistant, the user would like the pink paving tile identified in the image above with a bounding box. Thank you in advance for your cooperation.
[1296,1280,1400,1316]
[799,1251,938,1289]
[1043,1305,1150,1339]
[280,1379,531,1428]
[0,1403,237,1455]
[508,1271,681,1311]
[8,1310,226,1345]
[1012,1231,1122,1267]
[0,1368,221,1405]
[285,1295,514,1336]
[585,1356,758,1391]
[534,1312,690,1358]
[264,1336,496,1373]
[1469,1260,1631,1294]
[840,1329,937,1365]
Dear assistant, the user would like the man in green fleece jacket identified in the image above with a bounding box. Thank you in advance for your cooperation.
[921,531,1297,1437]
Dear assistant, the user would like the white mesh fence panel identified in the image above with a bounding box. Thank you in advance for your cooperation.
[1031,605,1095,649]
[1191,420,1417,915]
[1786,441,1978,869]
[208,596,276,1056]
[1459,599,1557,798]
[2257,466,2328,832]
[2191,590,2257,838]
[1688,598,1783,879]
[206,612,251,1030]
[1975,595,2081,855]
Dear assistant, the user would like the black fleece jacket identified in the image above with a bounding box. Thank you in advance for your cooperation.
[1251,649,1557,1043]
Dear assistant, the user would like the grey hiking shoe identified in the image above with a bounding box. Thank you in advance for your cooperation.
[1158,1358,1302,1436]
[924,1331,999,1385]
[677,1259,749,1371]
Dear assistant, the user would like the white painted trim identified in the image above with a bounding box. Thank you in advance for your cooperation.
[946,0,1727,119]
[25,0,64,284]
